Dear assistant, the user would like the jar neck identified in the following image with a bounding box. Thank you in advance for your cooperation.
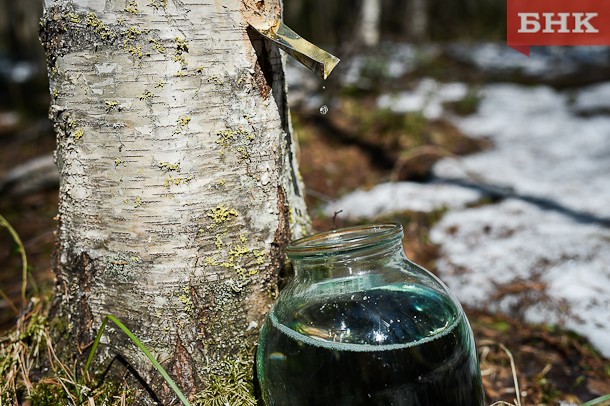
[286,224,405,279]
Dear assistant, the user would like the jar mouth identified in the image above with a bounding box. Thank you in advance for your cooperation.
[286,224,404,258]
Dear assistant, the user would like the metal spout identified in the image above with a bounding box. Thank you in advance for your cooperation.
[250,21,340,80]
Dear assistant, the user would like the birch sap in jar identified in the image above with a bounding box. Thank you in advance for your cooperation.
[256,224,485,406]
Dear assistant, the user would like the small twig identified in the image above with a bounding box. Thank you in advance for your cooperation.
[332,210,343,229]
[480,340,522,406]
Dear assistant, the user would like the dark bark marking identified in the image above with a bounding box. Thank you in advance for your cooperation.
[270,186,292,293]
[167,334,198,399]
[246,27,273,99]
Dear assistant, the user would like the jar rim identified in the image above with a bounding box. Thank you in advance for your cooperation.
[286,223,404,258]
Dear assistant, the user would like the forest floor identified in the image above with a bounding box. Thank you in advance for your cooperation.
[1,42,610,405]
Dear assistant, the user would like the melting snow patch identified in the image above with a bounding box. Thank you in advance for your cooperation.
[430,198,610,357]
[325,181,483,220]
[377,78,469,120]
[572,81,610,115]
[434,83,610,217]
[429,81,610,357]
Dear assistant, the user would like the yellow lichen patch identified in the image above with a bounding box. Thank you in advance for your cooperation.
[252,249,266,265]
[124,0,139,14]
[215,127,255,162]
[204,255,218,266]
[148,0,167,10]
[207,75,223,85]
[174,37,189,69]
[214,235,223,249]
[86,12,102,27]
[174,54,187,69]
[72,128,85,140]
[177,116,191,127]
[235,146,249,160]
[176,286,192,316]
[139,90,155,101]
[67,12,80,24]
[229,245,251,258]
[158,162,180,172]
[175,37,188,54]
[150,38,166,53]
[104,100,120,112]
[125,26,142,39]
[208,205,239,226]
[163,175,193,187]
[86,12,115,41]
[124,43,144,58]
[215,127,250,149]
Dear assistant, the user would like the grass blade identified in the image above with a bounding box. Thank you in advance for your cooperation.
[582,394,610,406]
[85,314,191,406]
[0,214,28,305]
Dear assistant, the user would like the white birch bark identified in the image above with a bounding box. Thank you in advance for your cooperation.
[358,0,381,47]
[40,0,310,401]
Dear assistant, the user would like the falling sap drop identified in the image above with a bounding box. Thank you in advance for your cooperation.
[319,105,329,115]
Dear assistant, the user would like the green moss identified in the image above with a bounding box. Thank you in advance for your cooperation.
[194,354,257,406]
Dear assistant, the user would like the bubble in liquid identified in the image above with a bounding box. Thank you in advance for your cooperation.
[319,105,328,115]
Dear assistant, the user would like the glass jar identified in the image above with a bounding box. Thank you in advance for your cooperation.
[256,224,485,405]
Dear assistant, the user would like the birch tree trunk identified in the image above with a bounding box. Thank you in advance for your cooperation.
[406,0,428,42]
[40,0,310,402]
[358,0,381,47]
